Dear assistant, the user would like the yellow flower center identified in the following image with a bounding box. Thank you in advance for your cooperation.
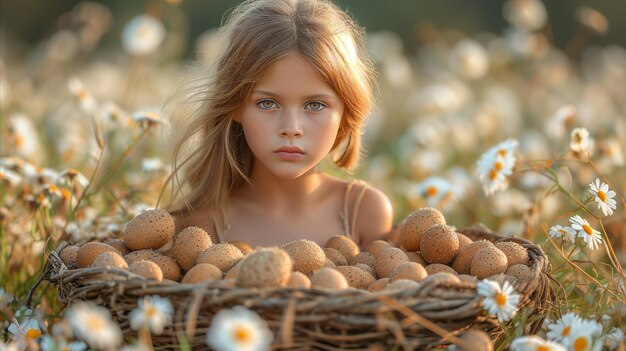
[582,224,593,236]
[494,292,507,306]
[498,149,507,157]
[562,325,571,336]
[425,186,438,197]
[559,229,568,235]
[87,316,105,331]
[597,190,606,202]
[573,336,589,351]
[537,346,549,351]
[15,134,25,148]
[489,169,498,180]
[145,305,157,317]
[233,325,252,343]
[25,328,42,339]
[494,161,503,171]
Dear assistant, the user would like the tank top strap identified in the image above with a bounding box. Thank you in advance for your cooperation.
[340,179,369,244]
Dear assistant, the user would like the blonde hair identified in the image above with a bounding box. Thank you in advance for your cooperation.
[162,0,374,240]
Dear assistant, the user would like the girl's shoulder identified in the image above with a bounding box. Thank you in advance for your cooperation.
[170,206,220,243]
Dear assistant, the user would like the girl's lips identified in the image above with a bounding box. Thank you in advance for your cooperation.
[275,151,305,160]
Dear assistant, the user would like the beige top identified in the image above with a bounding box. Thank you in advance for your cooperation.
[219,179,369,244]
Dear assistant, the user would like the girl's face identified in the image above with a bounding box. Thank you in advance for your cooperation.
[236,52,345,180]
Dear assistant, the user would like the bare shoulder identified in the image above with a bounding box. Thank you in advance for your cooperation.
[352,182,394,249]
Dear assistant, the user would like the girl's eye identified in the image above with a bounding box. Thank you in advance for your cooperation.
[258,100,278,109]
[306,101,326,111]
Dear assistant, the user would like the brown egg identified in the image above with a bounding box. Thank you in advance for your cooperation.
[325,235,360,260]
[323,247,347,266]
[149,254,182,282]
[91,251,128,281]
[389,262,428,282]
[182,263,222,284]
[336,266,375,289]
[124,209,175,250]
[310,267,349,290]
[375,247,409,278]
[451,240,494,274]
[323,258,337,268]
[384,279,420,291]
[421,272,461,285]
[406,251,428,266]
[287,271,311,288]
[197,243,243,272]
[103,239,130,256]
[425,263,458,275]
[282,239,326,276]
[367,278,389,292]
[456,329,494,351]
[76,242,122,268]
[60,245,80,269]
[129,260,163,281]
[470,246,508,279]
[457,233,473,251]
[236,247,293,288]
[174,226,213,272]
[349,252,376,268]
[420,224,459,264]
[228,240,253,255]
[365,240,391,257]
[354,263,377,278]
[495,241,529,267]
[505,264,533,285]
[125,249,159,264]
[224,261,242,280]
[399,207,446,251]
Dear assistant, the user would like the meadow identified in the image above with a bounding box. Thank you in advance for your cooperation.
[1,0,625,350]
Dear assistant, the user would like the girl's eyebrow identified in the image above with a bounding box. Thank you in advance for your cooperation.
[252,90,337,100]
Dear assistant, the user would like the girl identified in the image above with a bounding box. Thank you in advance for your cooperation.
[163,0,393,249]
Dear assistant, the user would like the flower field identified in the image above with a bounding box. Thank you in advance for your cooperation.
[1,0,625,350]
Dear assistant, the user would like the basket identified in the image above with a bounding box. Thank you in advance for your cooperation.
[32,226,555,350]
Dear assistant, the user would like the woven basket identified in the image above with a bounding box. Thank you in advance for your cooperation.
[33,226,554,350]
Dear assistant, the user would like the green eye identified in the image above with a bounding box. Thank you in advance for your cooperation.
[306,101,325,111]
[258,100,277,109]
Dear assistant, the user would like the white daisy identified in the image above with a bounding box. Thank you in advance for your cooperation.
[129,295,173,335]
[0,167,22,187]
[604,327,624,350]
[562,319,603,351]
[132,111,169,130]
[476,139,518,196]
[511,335,566,351]
[413,176,455,209]
[207,306,273,351]
[477,279,520,323]
[7,114,41,161]
[588,178,617,216]
[569,215,602,250]
[549,225,577,243]
[65,301,122,350]
[546,312,582,342]
[68,78,97,113]
[503,0,547,30]
[57,168,90,191]
[449,39,490,80]
[40,335,87,351]
[7,317,43,340]
[569,128,592,155]
[122,15,166,56]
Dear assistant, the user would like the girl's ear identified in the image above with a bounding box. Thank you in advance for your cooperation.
[232,112,241,123]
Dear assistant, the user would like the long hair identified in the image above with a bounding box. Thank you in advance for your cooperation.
[162,0,374,241]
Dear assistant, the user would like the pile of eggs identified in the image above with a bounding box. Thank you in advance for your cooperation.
[59,207,532,291]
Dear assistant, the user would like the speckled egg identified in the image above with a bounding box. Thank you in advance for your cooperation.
[325,236,360,260]
[124,209,175,250]
[323,247,347,266]
[174,226,213,272]
[129,260,163,281]
[365,240,391,257]
[451,240,494,274]
[425,263,458,276]
[420,224,459,264]
[287,271,311,288]
[196,243,243,273]
[103,238,130,256]
[495,241,529,267]
[310,267,349,290]
[388,262,428,283]
[375,247,410,278]
[228,240,253,255]
[236,247,293,288]
[282,239,326,276]
[336,266,375,289]
[367,278,389,292]
[76,242,122,268]
[182,263,222,284]
[470,246,508,279]
[349,252,376,268]
[60,245,80,269]
[399,207,446,251]
[505,264,533,285]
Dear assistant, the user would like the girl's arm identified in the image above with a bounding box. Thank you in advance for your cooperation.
[354,186,394,250]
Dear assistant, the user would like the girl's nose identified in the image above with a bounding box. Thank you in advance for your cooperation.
[279,110,303,137]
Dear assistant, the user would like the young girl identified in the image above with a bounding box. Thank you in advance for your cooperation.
[163,0,393,249]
